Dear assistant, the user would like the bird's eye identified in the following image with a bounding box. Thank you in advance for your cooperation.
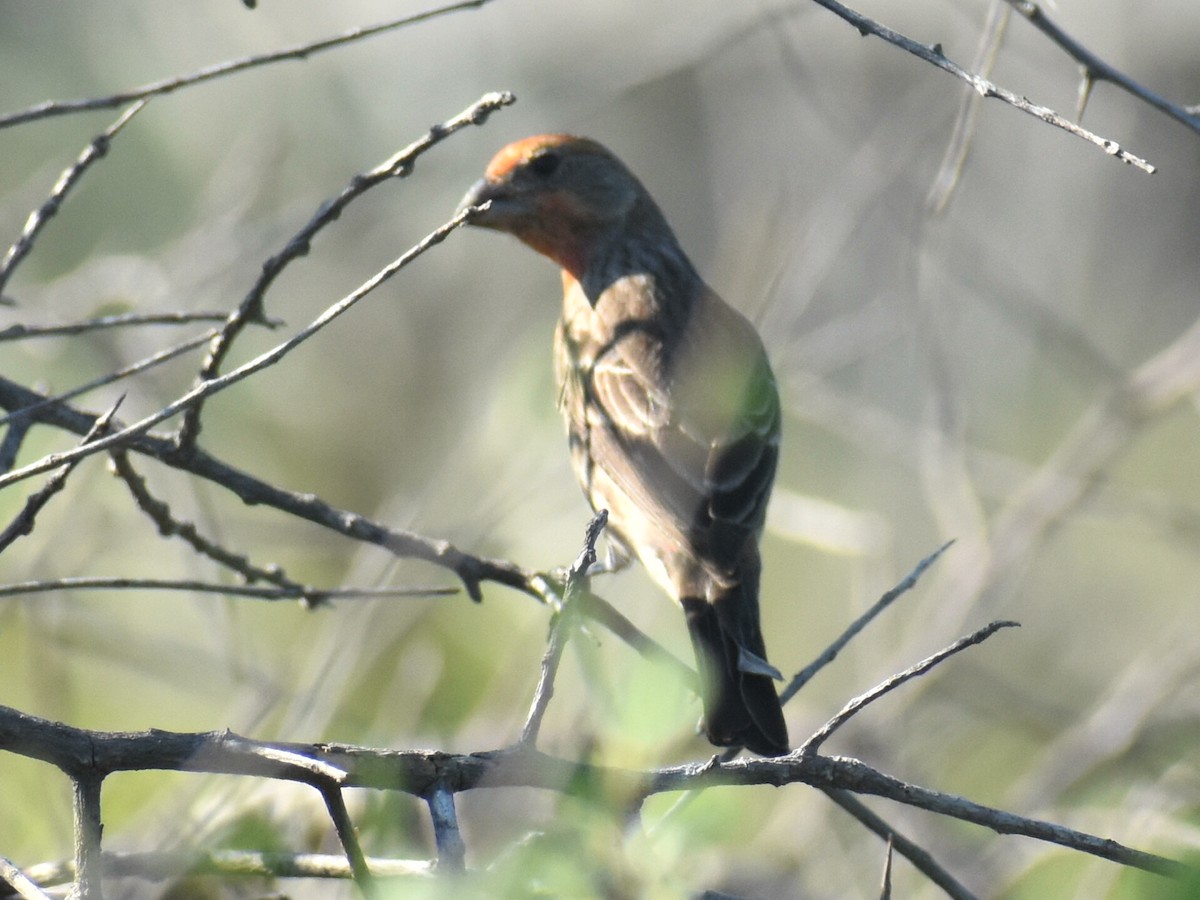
[528,151,561,177]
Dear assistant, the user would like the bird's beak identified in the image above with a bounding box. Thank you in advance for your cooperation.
[457,176,534,229]
[456,177,500,225]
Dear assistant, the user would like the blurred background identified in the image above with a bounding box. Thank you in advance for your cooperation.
[1,0,1199,897]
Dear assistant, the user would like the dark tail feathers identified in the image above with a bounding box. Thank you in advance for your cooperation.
[682,596,789,756]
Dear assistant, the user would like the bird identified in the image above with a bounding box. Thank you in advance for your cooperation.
[458,134,789,756]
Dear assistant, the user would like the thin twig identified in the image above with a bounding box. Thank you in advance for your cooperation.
[0,399,122,555]
[0,207,483,492]
[0,578,454,603]
[0,412,32,474]
[425,785,467,873]
[0,101,148,296]
[71,775,104,900]
[879,834,894,900]
[318,784,375,895]
[800,620,1020,756]
[575,586,698,691]
[13,850,432,892]
[0,856,53,900]
[519,511,607,745]
[0,328,218,429]
[176,89,515,449]
[0,1,496,129]
[1003,0,1200,135]
[109,449,312,598]
[809,0,1155,172]
[0,378,719,667]
[823,788,977,900]
[0,311,233,341]
[782,541,955,703]
[0,371,533,602]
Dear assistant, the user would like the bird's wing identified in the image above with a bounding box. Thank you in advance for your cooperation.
[584,285,780,573]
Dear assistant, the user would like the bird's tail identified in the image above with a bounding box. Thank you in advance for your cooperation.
[682,590,789,757]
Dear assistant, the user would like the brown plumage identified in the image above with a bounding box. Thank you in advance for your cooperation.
[459,134,789,756]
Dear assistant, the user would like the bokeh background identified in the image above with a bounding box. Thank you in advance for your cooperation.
[2,1,1199,897]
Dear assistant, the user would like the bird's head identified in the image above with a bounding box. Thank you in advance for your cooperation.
[458,134,663,277]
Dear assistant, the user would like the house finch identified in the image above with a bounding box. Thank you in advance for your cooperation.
[459,135,789,756]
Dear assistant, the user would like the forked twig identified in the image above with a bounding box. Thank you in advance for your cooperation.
[176,90,515,449]
[0,203,485,493]
[0,399,122,555]
[809,0,1155,172]
[0,1,496,130]
[520,511,608,746]
[800,620,1020,756]
[783,540,955,702]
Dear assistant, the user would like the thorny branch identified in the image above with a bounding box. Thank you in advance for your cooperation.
[1001,0,1200,135]
[0,311,231,341]
[0,399,122,554]
[1,3,1196,895]
[782,540,956,701]
[809,0,1156,172]
[0,101,148,297]
[0,578,453,603]
[520,510,608,745]
[823,789,976,900]
[0,1,496,130]
[176,90,516,449]
[0,328,219,430]
[0,205,484,494]
[0,371,689,676]
[799,620,1020,755]
[0,704,1182,885]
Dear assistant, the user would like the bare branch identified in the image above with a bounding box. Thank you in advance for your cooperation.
[809,0,1155,172]
[12,851,432,895]
[1003,0,1200,136]
[319,784,375,893]
[0,311,233,341]
[520,510,607,745]
[800,620,1019,755]
[176,89,516,449]
[823,788,977,900]
[0,577,454,603]
[0,101,147,297]
[425,785,467,873]
[782,541,955,702]
[0,1,497,129]
[0,371,532,601]
[0,704,1181,879]
[0,328,218,429]
[0,857,53,900]
[0,206,483,492]
[0,399,122,555]
[109,449,313,596]
[72,775,104,900]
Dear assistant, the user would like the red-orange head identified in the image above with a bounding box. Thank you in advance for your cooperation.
[458,134,670,278]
